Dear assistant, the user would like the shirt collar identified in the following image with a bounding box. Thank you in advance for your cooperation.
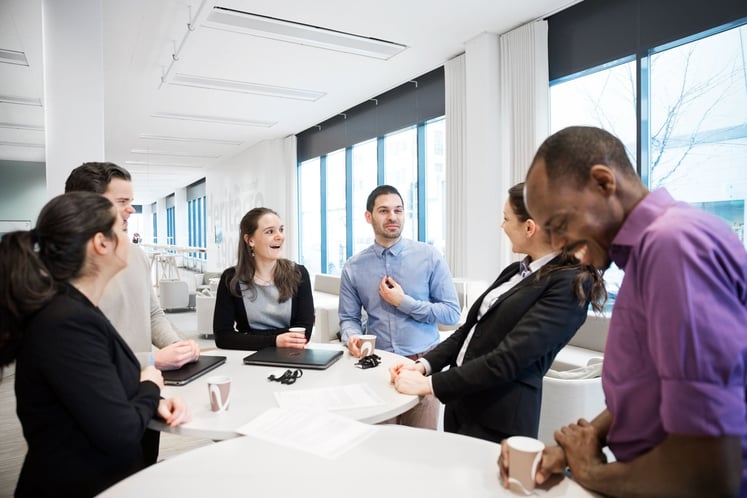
[373,237,404,256]
[522,251,559,274]
[610,188,676,269]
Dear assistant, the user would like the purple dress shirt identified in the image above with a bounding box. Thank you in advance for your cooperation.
[604,189,747,491]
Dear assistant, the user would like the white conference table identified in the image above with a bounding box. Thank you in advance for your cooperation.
[100,425,598,498]
[149,344,420,440]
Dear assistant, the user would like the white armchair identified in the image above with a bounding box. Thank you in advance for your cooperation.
[159,279,191,311]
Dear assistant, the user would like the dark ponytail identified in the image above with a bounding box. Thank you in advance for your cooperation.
[0,192,117,370]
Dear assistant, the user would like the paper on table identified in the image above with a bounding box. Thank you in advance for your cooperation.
[237,407,378,459]
[273,383,384,411]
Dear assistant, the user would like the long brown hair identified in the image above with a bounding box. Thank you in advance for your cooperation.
[0,192,117,370]
[229,207,302,302]
[510,182,607,312]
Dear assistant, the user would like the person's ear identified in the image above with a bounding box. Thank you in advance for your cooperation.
[365,211,373,225]
[589,165,616,197]
[243,233,253,247]
[525,218,538,237]
[91,232,109,256]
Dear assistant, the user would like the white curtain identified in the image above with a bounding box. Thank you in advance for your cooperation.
[499,20,549,184]
[444,54,467,277]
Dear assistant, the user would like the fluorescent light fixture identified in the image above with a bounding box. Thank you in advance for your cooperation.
[151,112,276,127]
[130,148,220,159]
[203,8,407,60]
[170,73,326,101]
[125,160,205,168]
[0,49,28,66]
[0,140,44,148]
[0,95,42,107]
[0,122,44,131]
[138,134,243,146]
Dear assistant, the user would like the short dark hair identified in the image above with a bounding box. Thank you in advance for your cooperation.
[65,162,132,194]
[530,126,637,188]
[366,185,404,212]
[507,182,531,222]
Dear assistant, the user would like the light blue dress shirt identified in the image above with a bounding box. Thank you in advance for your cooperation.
[338,238,461,356]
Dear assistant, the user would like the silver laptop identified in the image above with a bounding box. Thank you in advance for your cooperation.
[163,355,227,386]
[243,347,343,370]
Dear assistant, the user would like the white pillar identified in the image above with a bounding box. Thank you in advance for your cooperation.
[42,0,105,198]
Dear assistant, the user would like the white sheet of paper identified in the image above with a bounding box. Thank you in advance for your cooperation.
[237,407,378,459]
[273,383,384,411]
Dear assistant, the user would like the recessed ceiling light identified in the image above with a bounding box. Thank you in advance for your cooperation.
[203,8,407,60]
[0,49,28,66]
[138,134,243,146]
[0,95,42,107]
[151,112,276,127]
[170,73,326,101]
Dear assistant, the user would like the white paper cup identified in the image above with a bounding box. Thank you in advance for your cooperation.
[207,375,231,412]
[506,436,544,493]
[358,334,376,357]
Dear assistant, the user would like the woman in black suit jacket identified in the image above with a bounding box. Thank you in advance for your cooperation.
[0,192,190,497]
[214,207,314,350]
[390,182,605,443]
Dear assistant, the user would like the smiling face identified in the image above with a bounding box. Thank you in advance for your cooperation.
[244,212,284,263]
[501,199,529,254]
[111,210,130,270]
[366,193,404,247]
[525,159,617,269]
[102,178,135,224]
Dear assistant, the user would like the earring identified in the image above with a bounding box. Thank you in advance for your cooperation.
[249,246,254,257]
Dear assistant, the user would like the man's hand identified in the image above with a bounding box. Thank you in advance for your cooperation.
[347,335,363,358]
[554,418,606,486]
[379,276,404,307]
[154,340,201,370]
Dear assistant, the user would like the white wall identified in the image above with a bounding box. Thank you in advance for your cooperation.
[204,137,297,273]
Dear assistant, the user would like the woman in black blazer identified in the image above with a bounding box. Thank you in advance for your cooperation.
[390,182,605,443]
[0,192,190,497]
[213,207,314,350]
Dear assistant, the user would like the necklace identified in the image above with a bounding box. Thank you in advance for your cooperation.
[253,273,274,285]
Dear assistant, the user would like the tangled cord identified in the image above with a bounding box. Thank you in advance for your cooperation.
[354,354,382,369]
[267,369,303,385]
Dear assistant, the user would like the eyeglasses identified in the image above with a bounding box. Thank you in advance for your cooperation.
[355,354,382,369]
[267,369,303,385]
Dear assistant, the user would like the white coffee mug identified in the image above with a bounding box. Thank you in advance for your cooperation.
[207,375,231,413]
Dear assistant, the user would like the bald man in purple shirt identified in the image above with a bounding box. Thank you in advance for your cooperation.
[507,126,747,497]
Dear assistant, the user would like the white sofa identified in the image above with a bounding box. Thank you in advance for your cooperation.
[310,274,342,343]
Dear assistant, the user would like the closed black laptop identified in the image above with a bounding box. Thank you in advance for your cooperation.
[243,347,343,370]
[163,355,227,386]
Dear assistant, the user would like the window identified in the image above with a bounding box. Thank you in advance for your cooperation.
[187,180,207,262]
[165,194,176,247]
[648,24,747,241]
[298,118,447,274]
[550,17,747,314]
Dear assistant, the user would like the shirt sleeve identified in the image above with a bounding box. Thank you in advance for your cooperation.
[338,264,364,343]
[396,254,461,326]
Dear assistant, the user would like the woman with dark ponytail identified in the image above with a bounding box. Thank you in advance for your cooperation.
[0,192,190,497]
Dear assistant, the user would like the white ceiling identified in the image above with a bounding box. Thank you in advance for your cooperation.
[0,0,578,204]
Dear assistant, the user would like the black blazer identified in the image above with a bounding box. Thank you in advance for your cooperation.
[14,284,161,498]
[426,257,590,438]
[213,263,315,350]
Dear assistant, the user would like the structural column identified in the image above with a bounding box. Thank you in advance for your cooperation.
[43,0,105,197]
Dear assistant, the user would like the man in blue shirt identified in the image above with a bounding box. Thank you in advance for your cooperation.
[339,185,460,428]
